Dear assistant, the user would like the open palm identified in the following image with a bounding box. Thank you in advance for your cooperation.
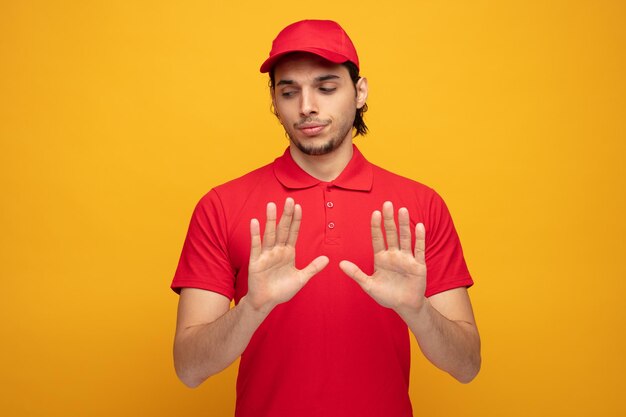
[247,198,329,314]
[340,201,427,312]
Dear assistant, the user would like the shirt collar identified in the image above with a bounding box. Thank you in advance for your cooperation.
[273,145,373,191]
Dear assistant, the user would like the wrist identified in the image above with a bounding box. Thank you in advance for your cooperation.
[240,295,274,317]
[395,297,430,324]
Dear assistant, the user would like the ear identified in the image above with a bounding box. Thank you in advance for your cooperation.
[355,77,368,109]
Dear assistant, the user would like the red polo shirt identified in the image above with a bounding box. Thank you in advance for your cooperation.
[172,145,472,417]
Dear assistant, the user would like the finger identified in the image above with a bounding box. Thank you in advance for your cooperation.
[339,260,371,288]
[370,210,385,253]
[276,198,295,245]
[414,223,426,264]
[286,203,302,247]
[299,255,330,281]
[382,201,399,249]
[250,218,262,260]
[398,207,412,253]
[262,202,277,249]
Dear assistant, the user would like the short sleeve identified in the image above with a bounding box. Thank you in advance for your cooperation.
[170,190,236,299]
[423,191,473,297]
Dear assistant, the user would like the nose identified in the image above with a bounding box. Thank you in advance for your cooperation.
[299,88,318,117]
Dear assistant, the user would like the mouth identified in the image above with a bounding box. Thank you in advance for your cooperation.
[296,123,329,137]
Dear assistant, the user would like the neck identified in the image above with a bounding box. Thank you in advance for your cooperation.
[289,139,354,182]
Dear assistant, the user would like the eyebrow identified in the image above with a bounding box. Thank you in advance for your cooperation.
[276,74,341,86]
[315,74,341,82]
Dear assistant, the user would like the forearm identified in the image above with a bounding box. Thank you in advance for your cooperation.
[397,300,481,383]
[174,296,268,388]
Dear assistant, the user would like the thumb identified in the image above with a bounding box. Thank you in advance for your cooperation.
[299,255,330,281]
[339,260,371,287]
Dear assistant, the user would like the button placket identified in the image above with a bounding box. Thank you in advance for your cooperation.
[322,185,339,244]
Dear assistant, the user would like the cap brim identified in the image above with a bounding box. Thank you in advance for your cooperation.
[259,47,351,73]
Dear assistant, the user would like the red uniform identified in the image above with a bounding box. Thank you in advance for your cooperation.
[172,146,473,417]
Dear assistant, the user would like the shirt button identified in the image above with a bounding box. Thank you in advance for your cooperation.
[326,201,334,208]
[328,222,335,229]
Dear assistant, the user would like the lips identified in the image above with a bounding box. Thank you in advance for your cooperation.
[298,125,326,136]
[296,120,330,137]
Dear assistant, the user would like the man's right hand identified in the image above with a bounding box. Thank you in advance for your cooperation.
[244,197,329,314]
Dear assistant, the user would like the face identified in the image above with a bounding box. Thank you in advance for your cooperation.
[271,53,368,156]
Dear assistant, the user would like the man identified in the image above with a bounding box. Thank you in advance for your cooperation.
[172,19,480,417]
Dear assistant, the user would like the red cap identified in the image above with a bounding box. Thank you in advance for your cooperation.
[260,20,359,73]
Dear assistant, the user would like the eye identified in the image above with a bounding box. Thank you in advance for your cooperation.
[319,86,336,94]
[281,90,298,98]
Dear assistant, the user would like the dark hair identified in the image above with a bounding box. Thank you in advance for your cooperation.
[269,61,369,136]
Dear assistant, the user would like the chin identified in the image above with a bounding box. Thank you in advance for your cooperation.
[291,128,351,155]
[292,137,342,156]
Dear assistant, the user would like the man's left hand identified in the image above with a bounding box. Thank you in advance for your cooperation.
[339,201,427,315]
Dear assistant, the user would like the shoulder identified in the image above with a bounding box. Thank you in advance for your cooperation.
[369,162,440,199]
[195,161,275,207]
[365,161,453,225]
[214,162,275,195]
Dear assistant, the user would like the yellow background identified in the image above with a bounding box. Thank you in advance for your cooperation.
[2,1,625,416]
